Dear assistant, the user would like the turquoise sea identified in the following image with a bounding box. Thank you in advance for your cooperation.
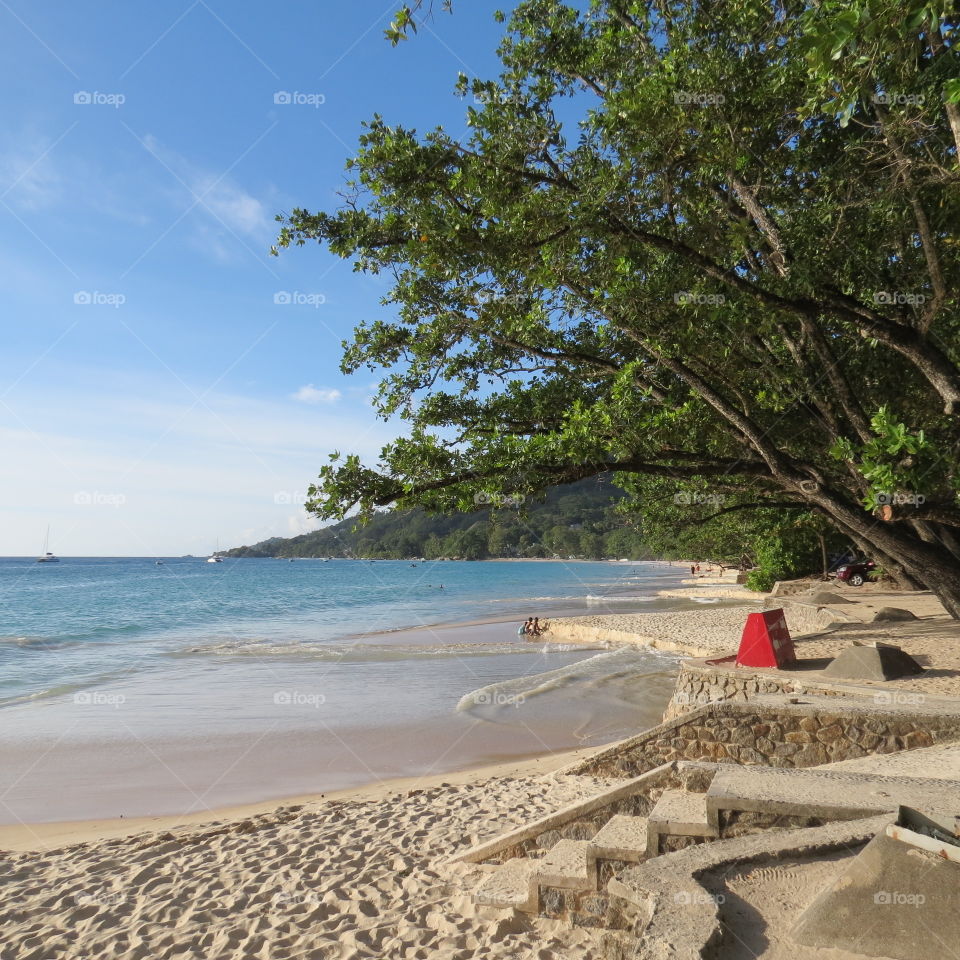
[0,557,693,822]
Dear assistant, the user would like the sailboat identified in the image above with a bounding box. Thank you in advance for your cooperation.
[37,526,59,563]
[207,538,223,563]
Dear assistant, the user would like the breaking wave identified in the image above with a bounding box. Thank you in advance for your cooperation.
[456,646,679,714]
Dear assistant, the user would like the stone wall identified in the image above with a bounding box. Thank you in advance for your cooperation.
[492,771,677,863]
[570,701,960,779]
[765,598,859,635]
[663,660,855,721]
[539,868,638,931]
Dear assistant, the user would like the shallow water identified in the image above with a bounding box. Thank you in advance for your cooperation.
[0,557,689,821]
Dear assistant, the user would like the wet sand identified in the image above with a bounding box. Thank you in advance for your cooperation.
[0,616,679,824]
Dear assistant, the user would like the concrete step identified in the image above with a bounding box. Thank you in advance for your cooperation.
[473,856,538,911]
[536,839,596,890]
[648,788,715,836]
[646,789,716,856]
[705,765,960,827]
[589,815,649,863]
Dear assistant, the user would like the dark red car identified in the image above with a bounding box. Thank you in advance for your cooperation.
[833,560,877,587]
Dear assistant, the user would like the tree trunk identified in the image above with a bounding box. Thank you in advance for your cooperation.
[842,528,924,591]
[817,533,828,579]
[807,488,960,616]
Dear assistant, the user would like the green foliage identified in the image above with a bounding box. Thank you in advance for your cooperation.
[274,0,960,610]
[228,476,843,583]
[831,406,952,511]
[744,525,825,593]
[225,479,654,560]
[798,1,959,122]
[385,1,452,44]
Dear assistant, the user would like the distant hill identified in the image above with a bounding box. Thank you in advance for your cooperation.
[223,478,652,560]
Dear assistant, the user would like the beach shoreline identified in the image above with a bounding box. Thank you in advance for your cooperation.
[0,564,711,839]
[0,746,592,853]
[0,560,695,828]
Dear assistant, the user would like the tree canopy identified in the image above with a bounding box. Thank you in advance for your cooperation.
[276,0,960,614]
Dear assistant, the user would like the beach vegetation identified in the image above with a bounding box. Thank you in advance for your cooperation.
[275,0,960,615]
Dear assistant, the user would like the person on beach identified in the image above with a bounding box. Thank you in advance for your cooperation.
[530,617,542,637]
[690,564,696,576]
[518,618,532,636]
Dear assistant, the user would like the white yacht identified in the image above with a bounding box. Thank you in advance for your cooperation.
[207,538,224,562]
[37,526,59,563]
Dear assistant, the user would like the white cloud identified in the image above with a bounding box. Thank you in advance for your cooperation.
[198,177,267,235]
[292,384,342,405]
[0,134,61,209]
[287,512,322,536]
[0,368,398,555]
[141,134,269,239]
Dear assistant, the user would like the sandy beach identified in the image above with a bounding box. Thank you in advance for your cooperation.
[1,753,613,960]
[5,573,960,959]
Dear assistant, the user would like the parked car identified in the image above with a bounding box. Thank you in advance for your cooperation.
[832,560,877,587]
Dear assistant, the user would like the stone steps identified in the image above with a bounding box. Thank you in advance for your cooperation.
[473,856,539,912]
[705,765,960,827]
[473,764,930,913]
[472,790,716,912]
[590,814,649,862]
[646,788,717,855]
[537,839,596,890]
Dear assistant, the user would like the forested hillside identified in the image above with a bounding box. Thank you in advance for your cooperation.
[224,479,652,560]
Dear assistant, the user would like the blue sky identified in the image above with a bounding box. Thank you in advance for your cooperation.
[0,1,505,555]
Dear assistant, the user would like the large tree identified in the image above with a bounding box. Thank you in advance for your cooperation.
[276,0,960,614]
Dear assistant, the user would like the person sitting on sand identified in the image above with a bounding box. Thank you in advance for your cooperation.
[530,617,542,637]
[518,618,532,637]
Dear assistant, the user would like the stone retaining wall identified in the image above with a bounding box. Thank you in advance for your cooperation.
[663,660,857,722]
[492,767,688,863]
[765,598,860,635]
[569,701,960,779]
